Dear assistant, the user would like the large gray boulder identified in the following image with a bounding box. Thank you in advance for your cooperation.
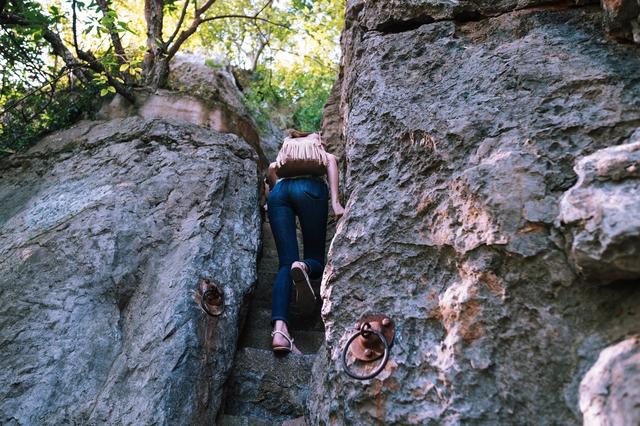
[0,117,261,425]
[309,1,640,424]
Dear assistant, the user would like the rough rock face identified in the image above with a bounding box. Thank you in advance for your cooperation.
[320,78,345,161]
[346,0,598,31]
[602,0,640,42]
[223,349,316,422]
[310,1,640,424]
[98,54,266,165]
[0,118,260,424]
[257,120,285,164]
[169,54,251,122]
[579,336,640,425]
[558,140,640,284]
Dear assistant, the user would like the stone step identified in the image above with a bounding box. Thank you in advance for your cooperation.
[223,348,315,423]
[281,417,306,426]
[218,415,273,426]
[252,271,276,309]
[222,218,334,424]
[217,415,306,426]
[238,319,324,354]
[242,305,324,335]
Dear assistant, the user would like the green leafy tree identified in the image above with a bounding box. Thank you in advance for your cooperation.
[0,0,344,152]
[0,0,290,152]
[199,0,344,131]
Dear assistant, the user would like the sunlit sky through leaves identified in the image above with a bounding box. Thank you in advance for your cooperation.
[35,0,343,72]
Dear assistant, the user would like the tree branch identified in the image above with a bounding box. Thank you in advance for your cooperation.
[71,0,80,56]
[164,0,287,68]
[165,17,201,61]
[0,11,89,81]
[95,0,128,65]
[164,0,220,62]
[254,0,273,18]
[195,0,217,17]
[249,16,273,70]
[199,14,289,29]
[1,10,134,102]
[165,0,191,48]
[142,0,164,79]
[0,67,70,117]
[0,27,57,80]
[40,28,93,82]
[250,33,269,72]
[75,48,135,103]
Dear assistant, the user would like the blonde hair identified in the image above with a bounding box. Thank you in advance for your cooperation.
[286,129,316,139]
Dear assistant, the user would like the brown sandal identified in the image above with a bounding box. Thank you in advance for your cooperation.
[290,262,316,310]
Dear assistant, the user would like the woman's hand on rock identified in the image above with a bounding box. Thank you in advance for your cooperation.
[332,202,344,219]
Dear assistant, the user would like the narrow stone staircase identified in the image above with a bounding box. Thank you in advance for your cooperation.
[218,216,333,425]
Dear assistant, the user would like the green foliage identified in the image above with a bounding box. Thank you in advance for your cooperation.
[242,63,335,132]
[239,68,278,132]
[0,0,142,153]
[292,88,330,131]
[0,0,345,154]
[289,67,335,131]
[198,0,344,132]
[204,58,225,70]
[0,80,101,154]
[0,1,68,153]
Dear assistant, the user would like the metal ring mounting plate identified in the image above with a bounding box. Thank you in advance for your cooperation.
[198,278,224,316]
[342,328,390,380]
[350,314,395,362]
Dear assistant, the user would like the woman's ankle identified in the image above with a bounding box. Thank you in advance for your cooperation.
[273,320,288,333]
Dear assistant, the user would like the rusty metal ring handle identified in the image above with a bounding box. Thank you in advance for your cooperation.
[200,290,223,317]
[341,328,390,380]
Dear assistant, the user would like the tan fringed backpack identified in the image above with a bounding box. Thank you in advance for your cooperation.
[275,131,328,177]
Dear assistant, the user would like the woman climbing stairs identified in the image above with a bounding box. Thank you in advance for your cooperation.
[218,216,334,425]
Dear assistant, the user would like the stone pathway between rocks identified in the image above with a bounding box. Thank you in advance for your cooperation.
[219,216,330,425]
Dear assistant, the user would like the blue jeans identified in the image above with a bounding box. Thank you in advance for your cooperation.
[267,177,329,324]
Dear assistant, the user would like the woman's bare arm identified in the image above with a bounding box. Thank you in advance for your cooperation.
[326,154,345,218]
[266,162,278,189]
[262,162,279,212]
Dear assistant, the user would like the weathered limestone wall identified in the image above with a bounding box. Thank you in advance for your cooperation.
[0,118,261,425]
[310,1,640,424]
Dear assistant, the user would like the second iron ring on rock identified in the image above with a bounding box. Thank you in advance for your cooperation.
[341,314,395,380]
